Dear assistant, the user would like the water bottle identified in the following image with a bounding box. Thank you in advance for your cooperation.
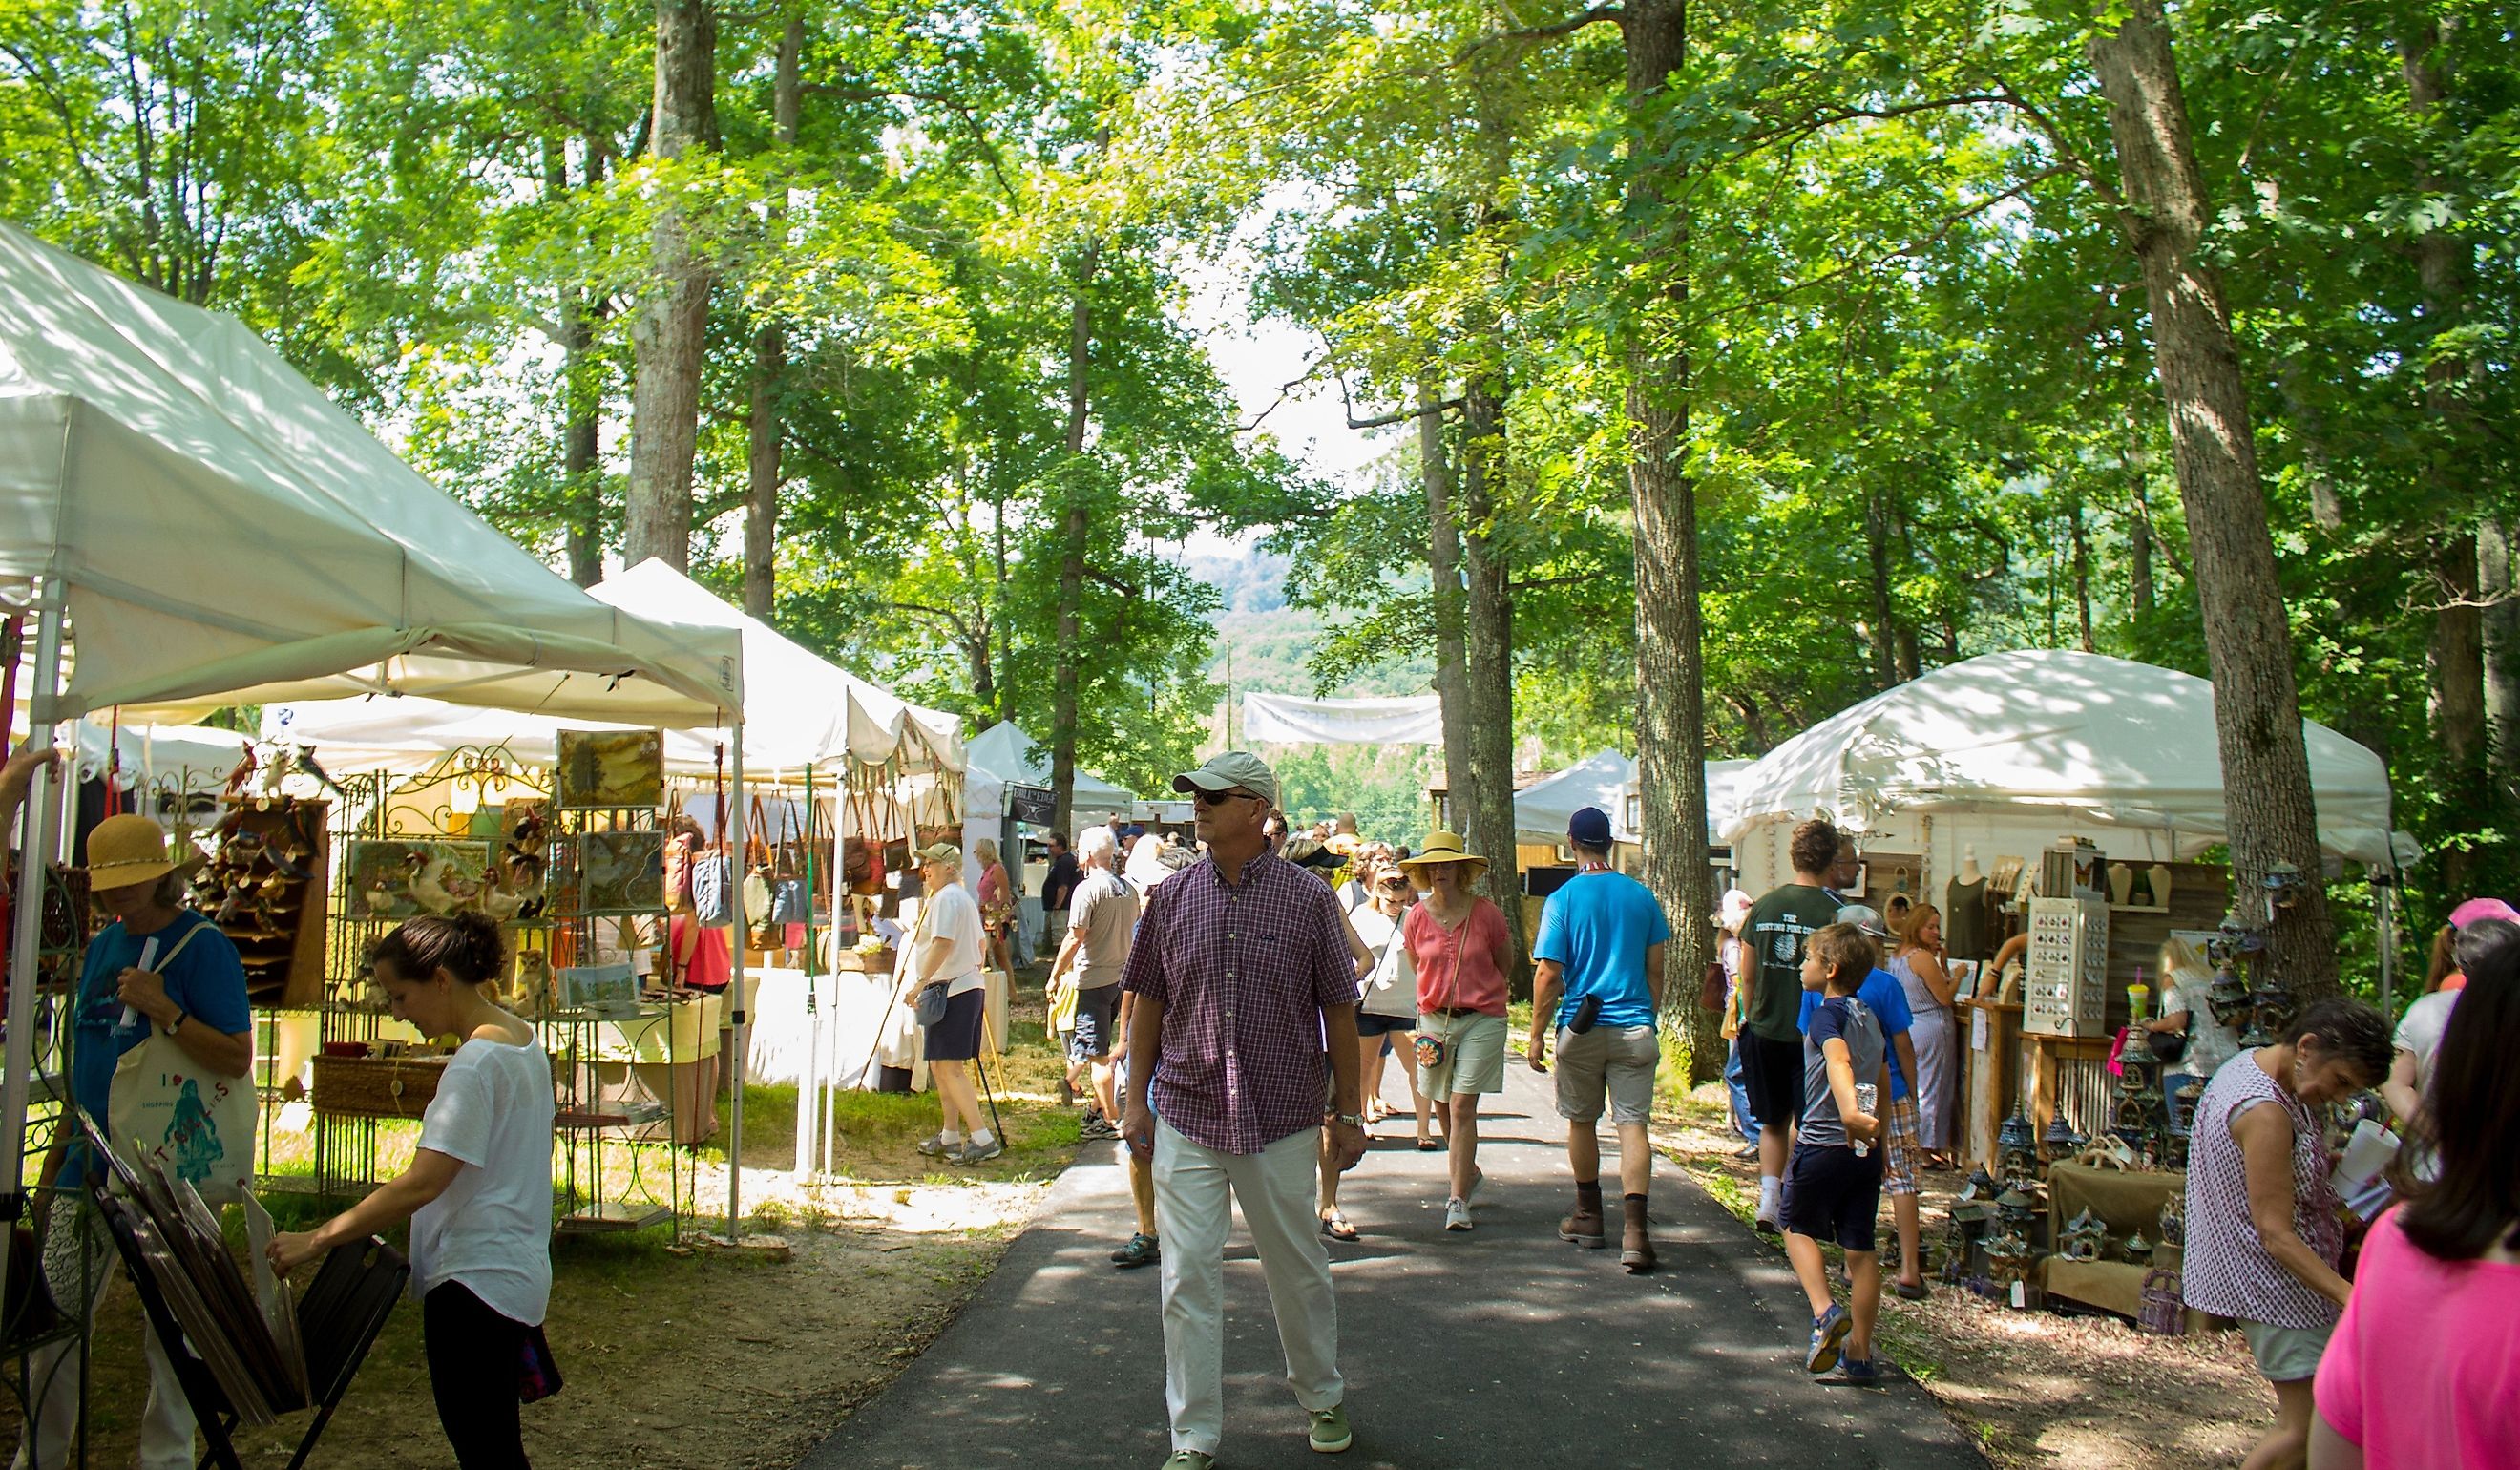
[1851,1082,1879,1157]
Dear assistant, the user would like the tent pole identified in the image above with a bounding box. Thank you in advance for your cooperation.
[795,765,819,1178]
[1,589,67,1320]
[724,727,747,1238]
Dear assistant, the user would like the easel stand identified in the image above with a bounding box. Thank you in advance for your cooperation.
[90,1186,406,1470]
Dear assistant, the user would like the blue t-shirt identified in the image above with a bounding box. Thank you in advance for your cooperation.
[1797,966,1913,1100]
[71,911,251,1169]
[1533,871,1672,1030]
[1801,995,1884,1148]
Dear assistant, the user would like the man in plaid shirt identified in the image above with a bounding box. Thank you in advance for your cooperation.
[1122,751,1368,1468]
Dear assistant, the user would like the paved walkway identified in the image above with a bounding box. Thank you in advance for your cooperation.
[800,1063,1986,1470]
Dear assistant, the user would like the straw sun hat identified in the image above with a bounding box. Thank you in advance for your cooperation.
[84,814,201,891]
[1399,830,1488,884]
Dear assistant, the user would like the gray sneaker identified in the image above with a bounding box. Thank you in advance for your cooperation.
[1442,1197,1473,1231]
[915,1132,958,1158]
[951,1136,1005,1166]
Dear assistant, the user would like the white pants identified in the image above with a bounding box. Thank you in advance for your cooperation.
[13,1195,198,1470]
[1152,1116,1343,1455]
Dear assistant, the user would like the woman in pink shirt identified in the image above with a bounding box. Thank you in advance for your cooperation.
[1400,831,1512,1234]
[2313,939,2520,1468]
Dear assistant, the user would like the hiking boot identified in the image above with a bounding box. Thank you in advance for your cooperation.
[1621,1200,1656,1274]
[1559,1204,1606,1249]
[1111,1233,1161,1269]
[950,1136,1004,1166]
[1806,1303,1852,1375]
[915,1132,959,1158]
[1308,1403,1353,1454]
[1442,1197,1473,1231]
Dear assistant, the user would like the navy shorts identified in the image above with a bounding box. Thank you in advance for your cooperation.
[1780,1142,1885,1253]
[1355,1012,1417,1038]
[1069,983,1122,1061]
[924,988,985,1061]
[1737,1029,1806,1129]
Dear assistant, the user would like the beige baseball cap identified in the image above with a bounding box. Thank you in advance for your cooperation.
[914,842,962,868]
[1171,750,1278,808]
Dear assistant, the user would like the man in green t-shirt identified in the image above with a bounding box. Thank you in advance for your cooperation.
[1739,818,1845,1232]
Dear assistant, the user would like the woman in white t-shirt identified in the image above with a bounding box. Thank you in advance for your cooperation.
[270,912,557,1467]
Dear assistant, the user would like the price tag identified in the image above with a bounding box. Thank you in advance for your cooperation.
[2010,1280,2026,1309]
[1972,1007,1991,1052]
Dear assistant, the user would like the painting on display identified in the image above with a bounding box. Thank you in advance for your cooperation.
[344,840,493,921]
[566,830,668,916]
[555,730,665,810]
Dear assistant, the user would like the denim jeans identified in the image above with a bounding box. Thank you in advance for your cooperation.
[1724,1039,1760,1144]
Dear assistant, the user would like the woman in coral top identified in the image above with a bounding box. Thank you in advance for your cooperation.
[2313,934,2520,1469]
[1399,831,1512,1235]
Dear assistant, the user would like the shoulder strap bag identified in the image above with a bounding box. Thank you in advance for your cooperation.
[107,922,257,1204]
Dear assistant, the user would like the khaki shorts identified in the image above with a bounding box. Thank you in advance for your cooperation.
[1418,1011,1508,1097]
[2240,1316,2335,1383]
[1554,1023,1660,1125]
[1881,1094,1922,1197]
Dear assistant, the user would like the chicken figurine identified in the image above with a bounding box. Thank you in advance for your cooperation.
[405,850,461,914]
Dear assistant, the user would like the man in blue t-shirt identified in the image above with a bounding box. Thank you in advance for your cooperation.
[1529,806,1671,1273]
[1796,904,1930,1299]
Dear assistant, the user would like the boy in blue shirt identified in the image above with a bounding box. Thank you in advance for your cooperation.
[1783,921,1888,1384]
[1797,905,1930,1300]
[1528,807,1670,1272]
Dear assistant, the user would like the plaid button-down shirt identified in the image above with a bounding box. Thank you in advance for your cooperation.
[1121,850,1361,1154]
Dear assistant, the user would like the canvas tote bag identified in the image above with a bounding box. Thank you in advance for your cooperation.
[107,922,257,1204]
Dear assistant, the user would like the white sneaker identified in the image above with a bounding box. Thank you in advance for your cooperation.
[1443,1197,1473,1231]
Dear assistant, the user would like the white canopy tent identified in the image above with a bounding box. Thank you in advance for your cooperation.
[1241,691,1443,746]
[1719,650,2411,893]
[0,223,742,724]
[266,559,964,781]
[963,721,1136,826]
[1512,750,1750,848]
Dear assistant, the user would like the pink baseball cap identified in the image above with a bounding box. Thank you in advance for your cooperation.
[2447,897,2520,930]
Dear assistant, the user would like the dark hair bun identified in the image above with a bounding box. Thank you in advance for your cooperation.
[373,911,510,986]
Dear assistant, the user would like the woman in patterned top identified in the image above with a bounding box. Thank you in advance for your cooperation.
[2182,997,2393,1470]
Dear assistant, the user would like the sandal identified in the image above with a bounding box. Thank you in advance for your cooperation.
[1417,1138,1440,1151]
[1319,1212,1360,1242]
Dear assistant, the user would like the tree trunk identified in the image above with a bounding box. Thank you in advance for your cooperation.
[2484,518,2520,792]
[624,0,718,572]
[1048,239,1100,838]
[2068,492,2096,652]
[1421,378,1475,830]
[1458,353,1526,991]
[552,134,607,587]
[2090,0,2338,998]
[2401,20,2492,847]
[2125,441,2155,620]
[1863,482,1899,688]
[1622,0,1718,1079]
[742,11,802,618]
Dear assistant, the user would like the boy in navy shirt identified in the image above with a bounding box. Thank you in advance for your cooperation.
[1782,921,1887,1383]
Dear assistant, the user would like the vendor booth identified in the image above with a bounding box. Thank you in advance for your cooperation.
[0,220,747,1418]
[962,720,1135,962]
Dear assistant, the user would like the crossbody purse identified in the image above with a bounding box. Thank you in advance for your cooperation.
[1412,905,1474,1071]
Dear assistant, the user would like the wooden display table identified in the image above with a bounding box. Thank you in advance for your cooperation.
[2035,1163,2221,1332]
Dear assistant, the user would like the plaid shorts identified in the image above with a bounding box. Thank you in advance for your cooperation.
[1882,1093,1922,1197]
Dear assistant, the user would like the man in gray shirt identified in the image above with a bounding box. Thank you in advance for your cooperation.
[1048,824,1138,1140]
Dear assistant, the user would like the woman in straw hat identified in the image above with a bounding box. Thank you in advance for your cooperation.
[18,802,254,1470]
[1399,831,1513,1233]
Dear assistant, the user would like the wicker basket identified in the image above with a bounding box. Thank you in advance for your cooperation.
[833,947,897,974]
[311,1054,450,1119]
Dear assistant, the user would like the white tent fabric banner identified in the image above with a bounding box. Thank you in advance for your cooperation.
[1718,649,2406,867]
[962,721,1136,824]
[1513,751,1748,846]
[1241,692,1443,746]
[265,559,963,779]
[0,223,740,723]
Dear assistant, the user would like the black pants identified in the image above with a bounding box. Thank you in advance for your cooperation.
[424,1282,530,1468]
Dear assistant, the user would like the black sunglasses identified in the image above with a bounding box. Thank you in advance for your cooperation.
[1191,788,1259,807]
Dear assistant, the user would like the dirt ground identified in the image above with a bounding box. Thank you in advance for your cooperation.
[1652,1082,2271,1469]
[5,1006,1083,1469]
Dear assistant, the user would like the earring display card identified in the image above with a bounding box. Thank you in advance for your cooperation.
[555,729,665,810]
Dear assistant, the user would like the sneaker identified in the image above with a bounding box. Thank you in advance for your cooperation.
[1307,1403,1353,1454]
[1111,1233,1161,1269]
[1820,1356,1882,1387]
[1806,1303,1852,1375]
[1733,1143,1761,1161]
[1443,1197,1473,1231]
[951,1136,1005,1166]
[1754,1208,1782,1235]
[1161,1452,1215,1470]
[915,1132,960,1158]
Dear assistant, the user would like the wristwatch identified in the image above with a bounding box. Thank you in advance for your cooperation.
[1333,1112,1365,1128]
[166,1008,188,1036]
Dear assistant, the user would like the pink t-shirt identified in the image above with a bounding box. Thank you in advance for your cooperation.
[1406,899,1511,1018]
[2315,1208,2520,1467]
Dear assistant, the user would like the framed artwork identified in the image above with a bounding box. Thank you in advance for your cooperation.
[344,840,491,921]
[555,730,664,810]
[556,961,638,1014]
[569,830,667,915]
[1948,959,1984,1000]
